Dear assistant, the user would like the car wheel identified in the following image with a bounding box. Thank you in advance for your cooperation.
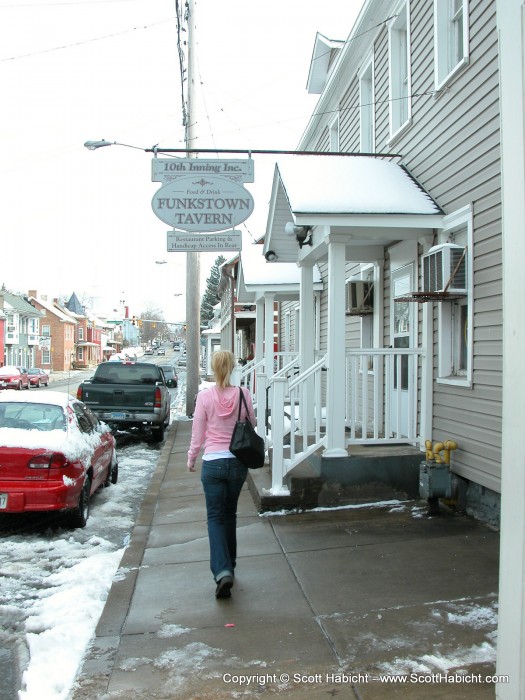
[68,476,91,528]
[105,453,119,486]
[36,380,41,388]
[151,422,165,442]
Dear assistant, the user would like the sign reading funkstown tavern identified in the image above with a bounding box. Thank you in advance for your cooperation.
[151,158,254,235]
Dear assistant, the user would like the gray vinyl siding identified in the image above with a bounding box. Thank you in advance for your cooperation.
[309,0,502,491]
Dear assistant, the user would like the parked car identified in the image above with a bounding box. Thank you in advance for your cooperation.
[157,348,166,356]
[159,364,178,388]
[144,348,154,355]
[0,366,30,391]
[27,368,50,388]
[0,391,118,528]
[77,362,170,441]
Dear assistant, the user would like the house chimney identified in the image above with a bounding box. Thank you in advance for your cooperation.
[29,290,37,298]
[125,306,129,319]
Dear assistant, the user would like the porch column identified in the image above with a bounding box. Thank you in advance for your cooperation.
[324,238,347,456]
[255,297,264,368]
[299,262,315,432]
[496,1,525,696]
[264,293,275,377]
[254,297,266,419]
[419,267,433,449]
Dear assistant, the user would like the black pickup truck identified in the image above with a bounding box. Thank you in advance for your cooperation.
[76,362,171,441]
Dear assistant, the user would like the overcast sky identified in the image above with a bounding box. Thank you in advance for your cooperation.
[1,0,364,322]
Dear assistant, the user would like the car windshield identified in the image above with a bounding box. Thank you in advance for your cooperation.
[0,402,66,431]
[28,368,41,374]
[94,364,161,384]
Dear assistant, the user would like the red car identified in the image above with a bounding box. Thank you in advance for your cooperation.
[28,367,50,388]
[0,391,118,528]
[0,366,30,390]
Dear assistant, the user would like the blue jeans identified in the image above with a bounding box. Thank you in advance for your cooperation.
[201,458,248,582]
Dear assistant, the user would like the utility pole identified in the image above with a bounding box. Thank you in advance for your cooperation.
[185,0,201,417]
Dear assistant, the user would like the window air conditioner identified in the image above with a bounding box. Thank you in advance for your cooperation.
[346,280,374,315]
[422,244,467,294]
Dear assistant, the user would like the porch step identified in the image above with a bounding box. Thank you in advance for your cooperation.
[247,444,424,513]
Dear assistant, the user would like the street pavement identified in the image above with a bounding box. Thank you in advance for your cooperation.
[71,419,500,700]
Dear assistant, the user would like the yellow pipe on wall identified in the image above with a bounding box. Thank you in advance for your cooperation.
[425,439,458,464]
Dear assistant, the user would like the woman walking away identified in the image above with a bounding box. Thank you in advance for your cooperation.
[187,350,256,599]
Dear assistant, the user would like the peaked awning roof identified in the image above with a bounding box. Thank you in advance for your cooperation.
[263,155,444,263]
[237,244,322,302]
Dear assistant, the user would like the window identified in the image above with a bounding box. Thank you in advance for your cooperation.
[42,349,51,365]
[78,327,84,340]
[329,114,339,152]
[72,403,94,433]
[388,1,411,139]
[359,54,375,152]
[436,206,473,387]
[434,0,469,89]
[42,325,51,337]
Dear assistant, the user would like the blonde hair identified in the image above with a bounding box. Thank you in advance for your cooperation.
[211,350,235,388]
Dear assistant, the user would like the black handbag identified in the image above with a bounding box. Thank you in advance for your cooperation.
[229,388,265,468]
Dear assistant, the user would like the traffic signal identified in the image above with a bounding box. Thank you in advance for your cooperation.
[138,319,143,327]
[132,316,136,326]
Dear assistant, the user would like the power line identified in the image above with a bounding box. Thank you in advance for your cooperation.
[0,16,174,62]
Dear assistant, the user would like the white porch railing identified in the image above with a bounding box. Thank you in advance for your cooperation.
[239,352,299,407]
[239,357,264,407]
[344,347,422,444]
[263,347,422,492]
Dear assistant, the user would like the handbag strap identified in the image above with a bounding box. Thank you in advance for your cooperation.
[237,386,249,421]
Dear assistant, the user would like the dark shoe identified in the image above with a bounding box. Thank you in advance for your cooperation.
[215,575,233,598]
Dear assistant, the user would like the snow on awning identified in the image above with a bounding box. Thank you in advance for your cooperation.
[237,244,323,302]
[264,155,444,263]
[277,155,442,216]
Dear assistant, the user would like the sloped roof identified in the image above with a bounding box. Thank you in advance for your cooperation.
[236,244,323,303]
[307,32,345,95]
[28,295,77,324]
[241,244,322,285]
[263,155,444,263]
[66,292,85,315]
[2,291,42,316]
[276,156,442,216]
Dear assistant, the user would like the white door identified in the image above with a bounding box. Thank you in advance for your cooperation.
[390,264,415,437]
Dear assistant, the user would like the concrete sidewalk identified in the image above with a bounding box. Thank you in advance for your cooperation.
[71,420,500,700]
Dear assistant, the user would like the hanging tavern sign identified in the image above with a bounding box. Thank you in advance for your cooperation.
[151,174,254,232]
[167,230,242,252]
[152,158,254,184]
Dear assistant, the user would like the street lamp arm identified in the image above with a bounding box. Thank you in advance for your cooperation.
[84,139,402,159]
[83,140,149,151]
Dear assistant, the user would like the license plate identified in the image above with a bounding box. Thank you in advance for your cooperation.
[111,412,126,419]
[0,494,7,509]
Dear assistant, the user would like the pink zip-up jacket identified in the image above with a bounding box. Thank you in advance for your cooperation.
[187,385,256,467]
